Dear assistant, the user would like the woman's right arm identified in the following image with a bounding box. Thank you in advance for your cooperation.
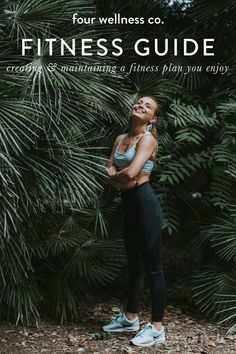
[109,177,137,189]
[105,135,137,189]
[105,135,124,177]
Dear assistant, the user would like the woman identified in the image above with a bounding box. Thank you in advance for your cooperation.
[103,96,166,347]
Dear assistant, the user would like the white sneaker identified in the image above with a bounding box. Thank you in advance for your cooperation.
[103,313,140,332]
[130,323,165,347]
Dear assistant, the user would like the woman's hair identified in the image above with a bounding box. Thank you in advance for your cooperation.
[132,95,161,139]
[143,95,161,117]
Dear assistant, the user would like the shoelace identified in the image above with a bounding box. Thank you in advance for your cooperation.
[112,312,124,323]
[137,324,153,337]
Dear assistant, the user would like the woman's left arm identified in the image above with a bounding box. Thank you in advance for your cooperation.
[115,134,157,182]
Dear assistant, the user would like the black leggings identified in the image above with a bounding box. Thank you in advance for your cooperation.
[120,181,166,322]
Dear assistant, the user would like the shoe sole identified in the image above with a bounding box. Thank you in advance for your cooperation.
[103,326,140,333]
[131,337,165,347]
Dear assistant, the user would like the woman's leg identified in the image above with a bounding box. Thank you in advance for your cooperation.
[124,214,145,318]
[121,193,144,319]
[140,191,166,327]
[121,184,166,326]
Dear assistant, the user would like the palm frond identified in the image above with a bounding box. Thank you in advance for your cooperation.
[168,101,217,128]
[45,229,91,256]
[129,72,181,104]
[212,145,236,179]
[49,271,82,323]
[2,0,95,39]
[206,167,233,210]
[0,97,41,155]
[192,266,236,325]
[63,239,125,287]
[159,149,212,185]
[153,182,180,234]
[190,0,236,27]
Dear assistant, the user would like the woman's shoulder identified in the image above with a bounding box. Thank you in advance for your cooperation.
[137,132,157,150]
[140,131,157,143]
[115,133,127,144]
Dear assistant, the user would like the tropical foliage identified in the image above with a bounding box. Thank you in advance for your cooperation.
[0,0,235,331]
[0,0,127,325]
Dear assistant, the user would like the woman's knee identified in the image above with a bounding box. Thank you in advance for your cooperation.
[146,264,165,282]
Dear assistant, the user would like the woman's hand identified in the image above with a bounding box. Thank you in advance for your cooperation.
[105,166,117,177]
[105,165,138,190]
[109,175,138,190]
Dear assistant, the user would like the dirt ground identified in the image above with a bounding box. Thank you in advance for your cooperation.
[0,298,235,354]
[1,239,235,354]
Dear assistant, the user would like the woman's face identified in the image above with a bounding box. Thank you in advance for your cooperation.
[131,96,158,124]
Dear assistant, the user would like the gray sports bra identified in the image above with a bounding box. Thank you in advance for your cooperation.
[113,131,154,173]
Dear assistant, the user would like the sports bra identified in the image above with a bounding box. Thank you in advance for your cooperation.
[113,131,154,173]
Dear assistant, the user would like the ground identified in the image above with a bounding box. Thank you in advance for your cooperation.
[0,297,235,354]
[1,238,235,353]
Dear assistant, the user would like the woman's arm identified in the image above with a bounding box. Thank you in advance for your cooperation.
[109,176,138,189]
[105,134,138,189]
[105,134,125,177]
[115,134,157,182]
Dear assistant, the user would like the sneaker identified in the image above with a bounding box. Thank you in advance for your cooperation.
[103,313,140,332]
[130,323,165,347]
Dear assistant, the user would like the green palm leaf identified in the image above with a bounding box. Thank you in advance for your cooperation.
[63,239,125,287]
[190,0,236,27]
[192,267,236,324]
[2,0,95,39]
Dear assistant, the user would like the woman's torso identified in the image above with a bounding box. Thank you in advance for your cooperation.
[113,132,156,190]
